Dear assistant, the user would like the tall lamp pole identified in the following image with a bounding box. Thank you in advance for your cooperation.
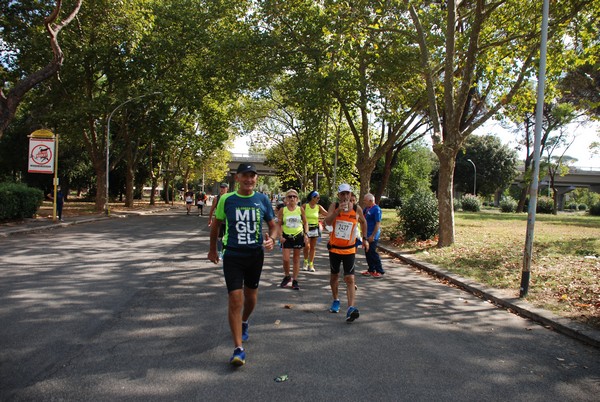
[105,92,161,215]
[467,159,476,196]
[521,0,550,298]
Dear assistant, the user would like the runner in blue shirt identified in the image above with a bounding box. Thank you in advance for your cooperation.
[361,193,385,278]
[208,163,278,367]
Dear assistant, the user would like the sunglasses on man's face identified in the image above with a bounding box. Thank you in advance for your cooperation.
[287,195,298,199]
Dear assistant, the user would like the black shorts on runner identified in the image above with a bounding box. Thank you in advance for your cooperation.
[282,233,305,249]
[307,224,321,238]
[223,248,265,292]
[329,252,356,276]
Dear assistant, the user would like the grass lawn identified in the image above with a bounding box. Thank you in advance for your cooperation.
[381,208,600,329]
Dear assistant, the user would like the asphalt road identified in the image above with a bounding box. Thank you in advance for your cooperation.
[1,211,599,401]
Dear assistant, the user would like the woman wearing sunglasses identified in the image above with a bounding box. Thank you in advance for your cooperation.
[302,190,328,272]
[278,189,309,290]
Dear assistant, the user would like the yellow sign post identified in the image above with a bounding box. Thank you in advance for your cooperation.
[29,130,59,222]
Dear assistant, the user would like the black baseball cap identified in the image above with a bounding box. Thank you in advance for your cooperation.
[237,163,257,174]
[220,183,229,188]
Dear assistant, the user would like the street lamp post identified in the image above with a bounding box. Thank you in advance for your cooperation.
[105,92,161,215]
[467,159,476,196]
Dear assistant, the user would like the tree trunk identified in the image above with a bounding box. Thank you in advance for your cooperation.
[516,156,534,213]
[164,176,171,204]
[150,176,159,206]
[357,167,373,207]
[516,186,529,213]
[374,147,394,203]
[552,188,559,215]
[435,148,457,247]
[94,165,106,212]
[125,164,135,208]
[79,117,107,213]
[550,171,558,215]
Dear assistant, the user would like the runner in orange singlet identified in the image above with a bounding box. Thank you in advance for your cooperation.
[324,183,368,323]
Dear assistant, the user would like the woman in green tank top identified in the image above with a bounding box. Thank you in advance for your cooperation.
[302,190,328,272]
[277,189,309,290]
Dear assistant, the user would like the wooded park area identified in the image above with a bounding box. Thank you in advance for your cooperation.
[1,0,598,248]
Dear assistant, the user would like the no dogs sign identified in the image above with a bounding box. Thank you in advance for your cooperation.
[28,130,56,174]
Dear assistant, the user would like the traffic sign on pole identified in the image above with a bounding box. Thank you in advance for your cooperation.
[28,130,56,174]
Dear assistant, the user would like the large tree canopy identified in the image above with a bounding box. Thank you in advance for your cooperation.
[454,134,518,198]
[258,0,429,201]
[0,0,82,138]
[1,0,597,245]
[406,0,592,246]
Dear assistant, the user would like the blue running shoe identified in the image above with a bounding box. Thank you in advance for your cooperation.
[329,299,340,313]
[242,322,249,342]
[346,306,360,322]
[230,347,246,366]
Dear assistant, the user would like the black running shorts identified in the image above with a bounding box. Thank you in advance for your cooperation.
[223,249,265,292]
[328,252,356,276]
[282,233,305,249]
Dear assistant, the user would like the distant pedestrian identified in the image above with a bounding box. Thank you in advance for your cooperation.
[302,190,327,272]
[324,184,368,323]
[361,193,385,278]
[184,190,194,215]
[47,186,65,221]
[196,191,207,216]
[274,199,285,251]
[278,189,308,290]
[208,164,278,367]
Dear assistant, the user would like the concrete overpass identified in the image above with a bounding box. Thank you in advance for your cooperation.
[227,153,600,191]
[550,169,599,188]
[227,153,275,176]
[224,153,600,210]
[217,153,276,190]
[513,165,600,209]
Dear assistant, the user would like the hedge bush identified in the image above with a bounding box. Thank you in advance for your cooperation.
[536,196,554,214]
[0,183,44,220]
[578,203,587,211]
[590,202,600,216]
[397,189,439,241]
[453,198,462,211]
[499,196,517,213]
[461,194,481,212]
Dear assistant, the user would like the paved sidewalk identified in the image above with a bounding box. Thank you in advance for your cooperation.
[378,242,600,348]
[1,209,599,349]
[0,206,171,237]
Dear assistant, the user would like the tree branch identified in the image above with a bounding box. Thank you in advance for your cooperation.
[0,0,83,138]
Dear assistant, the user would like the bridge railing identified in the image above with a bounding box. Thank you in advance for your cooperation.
[570,166,600,173]
[229,153,267,162]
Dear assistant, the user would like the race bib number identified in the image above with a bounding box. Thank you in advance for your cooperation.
[286,215,301,228]
[334,220,353,241]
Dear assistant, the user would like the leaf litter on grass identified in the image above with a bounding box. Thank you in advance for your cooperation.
[388,210,600,330]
